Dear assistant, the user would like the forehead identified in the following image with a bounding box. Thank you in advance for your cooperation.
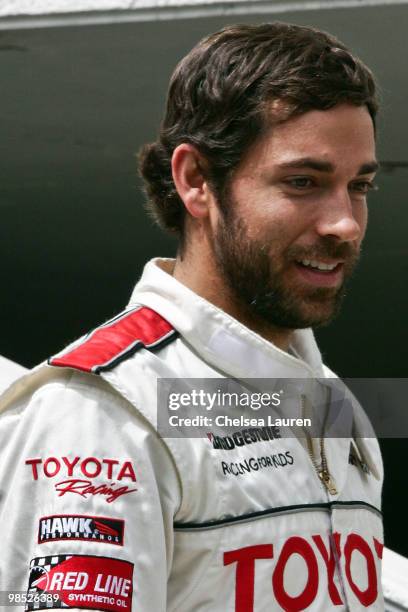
[242,103,376,173]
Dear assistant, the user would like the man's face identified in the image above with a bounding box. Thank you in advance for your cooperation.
[212,103,377,329]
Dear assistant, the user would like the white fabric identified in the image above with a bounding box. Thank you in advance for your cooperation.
[0,258,385,610]
[383,547,408,610]
[0,354,27,393]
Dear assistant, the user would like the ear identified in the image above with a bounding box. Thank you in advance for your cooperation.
[171,144,213,219]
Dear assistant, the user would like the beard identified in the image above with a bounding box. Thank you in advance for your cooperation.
[212,205,360,330]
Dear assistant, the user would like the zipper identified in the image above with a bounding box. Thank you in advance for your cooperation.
[301,394,338,495]
[302,397,351,610]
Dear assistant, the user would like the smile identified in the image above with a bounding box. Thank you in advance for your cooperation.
[293,260,344,288]
[297,259,340,271]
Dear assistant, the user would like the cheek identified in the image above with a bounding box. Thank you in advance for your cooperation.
[248,217,293,245]
[245,202,298,239]
[227,183,304,243]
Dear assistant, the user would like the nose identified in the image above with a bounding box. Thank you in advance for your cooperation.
[315,189,365,243]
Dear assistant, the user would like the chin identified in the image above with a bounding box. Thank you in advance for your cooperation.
[250,293,344,330]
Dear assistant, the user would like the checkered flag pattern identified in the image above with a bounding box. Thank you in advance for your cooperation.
[26,555,72,610]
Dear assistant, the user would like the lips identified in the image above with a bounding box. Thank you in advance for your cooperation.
[293,260,344,287]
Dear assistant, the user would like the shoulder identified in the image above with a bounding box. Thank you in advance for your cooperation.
[0,305,177,426]
[0,355,27,393]
[0,367,131,444]
[49,305,177,374]
[0,337,181,504]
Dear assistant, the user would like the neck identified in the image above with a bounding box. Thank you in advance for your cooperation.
[172,253,294,352]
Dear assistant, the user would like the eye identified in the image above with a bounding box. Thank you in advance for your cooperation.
[283,177,315,190]
[350,180,378,195]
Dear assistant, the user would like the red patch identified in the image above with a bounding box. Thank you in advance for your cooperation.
[28,555,133,612]
[49,306,175,373]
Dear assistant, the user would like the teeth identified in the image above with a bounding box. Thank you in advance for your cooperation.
[299,259,337,271]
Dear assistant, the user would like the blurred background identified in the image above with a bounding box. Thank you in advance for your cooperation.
[0,0,407,556]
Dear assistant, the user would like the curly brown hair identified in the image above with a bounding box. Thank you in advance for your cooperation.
[138,22,379,239]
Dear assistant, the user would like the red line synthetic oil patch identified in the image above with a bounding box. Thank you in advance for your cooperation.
[27,555,133,612]
[38,515,125,546]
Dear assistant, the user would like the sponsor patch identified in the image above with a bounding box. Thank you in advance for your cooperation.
[221,451,294,477]
[224,532,383,609]
[25,457,138,504]
[38,515,125,546]
[27,555,133,611]
[207,425,281,451]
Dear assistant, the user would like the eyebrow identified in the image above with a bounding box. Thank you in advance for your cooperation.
[277,157,379,175]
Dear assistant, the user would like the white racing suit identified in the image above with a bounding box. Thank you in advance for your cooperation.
[0,355,27,393]
[0,258,384,611]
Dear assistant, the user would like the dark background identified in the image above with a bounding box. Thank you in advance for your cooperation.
[0,4,406,555]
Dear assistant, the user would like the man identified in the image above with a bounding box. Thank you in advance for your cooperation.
[0,23,383,611]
